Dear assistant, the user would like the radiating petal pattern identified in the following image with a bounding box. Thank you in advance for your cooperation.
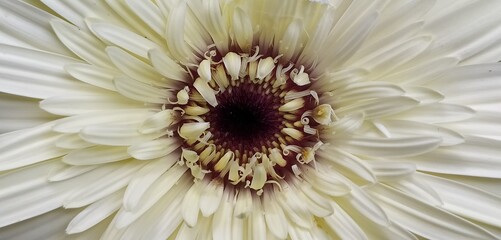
[1,0,501,239]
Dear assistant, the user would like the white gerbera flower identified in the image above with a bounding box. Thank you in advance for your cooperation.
[2,0,501,239]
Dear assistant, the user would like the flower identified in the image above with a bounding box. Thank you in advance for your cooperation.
[1,0,501,239]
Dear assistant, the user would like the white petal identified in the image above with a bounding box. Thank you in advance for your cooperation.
[323,203,369,240]
[402,136,501,178]
[64,162,143,208]
[80,122,164,146]
[316,4,379,70]
[41,0,120,30]
[0,208,79,240]
[165,1,198,64]
[276,183,313,228]
[53,109,152,133]
[66,190,123,234]
[0,93,55,134]
[248,194,267,240]
[332,82,405,106]
[127,138,181,160]
[57,138,96,154]
[113,166,188,228]
[40,94,143,116]
[443,111,501,140]
[293,180,334,217]
[231,7,253,51]
[114,75,172,104]
[263,191,289,239]
[376,120,464,146]
[338,184,390,226]
[63,145,130,165]
[122,156,178,211]
[278,19,304,62]
[139,109,179,134]
[88,18,160,58]
[302,165,351,197]
[423,1,501,61]
[48,164,97,182]
[124,0,164,36]
[188,0,229,53]
[365,161,416,181]
[336,136,441,158]
[0,45,101,99]
[0,1,73,55]
[65,63,118,91]
[0,160,72,227]
[106,46,178,88]
[369,184,497,240]
[149,48,189,82]
[317,147,376,185]
[0,123,68,171]
[121,177,188,240]
[51,19,113,68]
[396,103,476,123]
[352,36,432,76]
[387,176,443,207]
[335,96,419,119]
[199,179,224,217]
[212,191,233,240]
[420,173,501,228]
[427,64,501,104]
[182,182,202,227]
[234,188,253,218]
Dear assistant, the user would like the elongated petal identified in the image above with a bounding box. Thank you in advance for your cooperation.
[336,136,441,158]
[0,45,100,99]
[0,123,68,171]
[369,184,498,240]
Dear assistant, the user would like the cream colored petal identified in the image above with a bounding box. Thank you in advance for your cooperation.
[0,208,80,240]
[149,48,189,82]
[53,109,152,133]
[106,46,178,89]
[182,182,202,227]
[323,203,369,240]
[0,45,102,99]
[114,75,172,104]
[113,166,188,228]
[0,123,68,171]
[0,1,74,55]
[65,63,118,91]
[212,191,233,240]
[51,19,113,68]
[127,138,181,160]
[123,156,178,211]
[335,96,419,119]
[402,136,501,178]
[336,136,441,158]
[40,94,143,116]
[199,179,224,217]
[369,184,498,240]
[80,122,164,146]
[63,161,144,208]
[0,93,56,134]
[63,145,130,165]
[66,190,123,234]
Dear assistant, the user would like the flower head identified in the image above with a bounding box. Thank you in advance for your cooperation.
[2,0,501,239]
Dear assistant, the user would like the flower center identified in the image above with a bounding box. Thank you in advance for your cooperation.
[205,82,282,149]
[172,48,335,192]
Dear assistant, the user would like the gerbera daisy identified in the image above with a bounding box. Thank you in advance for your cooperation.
[1,0,501,239]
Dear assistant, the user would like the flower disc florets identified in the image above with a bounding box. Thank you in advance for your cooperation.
[171,47,333,192]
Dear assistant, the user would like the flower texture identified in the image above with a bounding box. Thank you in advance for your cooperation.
[2,0,501,239]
